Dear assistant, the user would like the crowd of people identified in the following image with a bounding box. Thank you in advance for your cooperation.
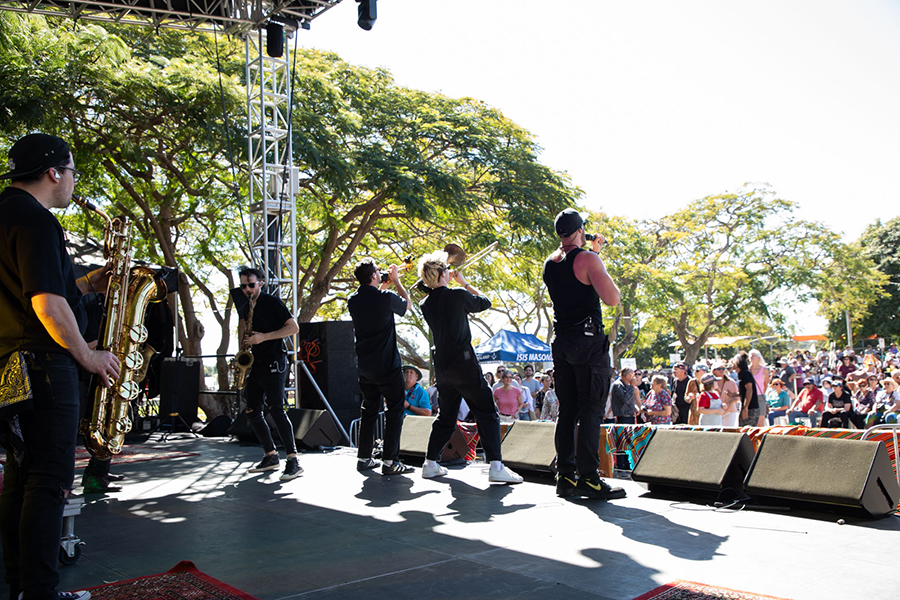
[603,345,900,429]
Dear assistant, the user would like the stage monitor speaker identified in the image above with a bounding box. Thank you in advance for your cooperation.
[297,321,361,434]
[398,415,469,462]
[631,429,755,496]
[744,435,900,518]
[289,408,342,449]
[500,421,557,473]
[158,358,200,428]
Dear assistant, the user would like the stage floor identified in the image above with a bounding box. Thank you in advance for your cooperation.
[40,435,900,600]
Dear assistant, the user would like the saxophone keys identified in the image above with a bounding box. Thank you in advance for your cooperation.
[128,324,148,344]
[124,351,143,371]
[117,380,140,401]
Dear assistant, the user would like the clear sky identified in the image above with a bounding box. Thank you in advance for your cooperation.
[294,0,900,335]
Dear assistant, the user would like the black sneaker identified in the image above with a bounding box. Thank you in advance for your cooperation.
[57,592,91,600]
[248,454,280,473]
[556,473,578,498]
[357,457,380,472]
[280,458,304,481]
[576,476,626,500]
[382,461,414,476]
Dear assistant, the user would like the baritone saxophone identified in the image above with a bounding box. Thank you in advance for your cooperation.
[73,195,167,461]
[231,299,254,390]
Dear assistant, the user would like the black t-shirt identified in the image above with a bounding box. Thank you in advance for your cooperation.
[0,187,85,362]
[348,284,407,379]
[673,377,689,408]
[737,369,759,410]
[542,247,603,333]
[829,388,850,409]
[420,286,490,367]
[236,292,292,365]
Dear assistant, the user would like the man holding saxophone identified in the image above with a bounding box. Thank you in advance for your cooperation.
[0,133,119,600]
[236,267,302,482]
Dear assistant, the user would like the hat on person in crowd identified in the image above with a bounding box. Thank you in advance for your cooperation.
[802,380,816,387]
[779,357,788,365]
[700,373,718,385]
[402,365,423,381]
[711,360,728,371]
[694,363,709,373]
[841,355,854,362]
[673,362,687,370]
[554,208,587,237]
[821,377,834,385]
[0,133,71,180]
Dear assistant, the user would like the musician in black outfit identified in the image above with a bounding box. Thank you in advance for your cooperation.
[542,209,625,500]
[348,258,415,476]
[416,250,522,484]
[236,267,302,482]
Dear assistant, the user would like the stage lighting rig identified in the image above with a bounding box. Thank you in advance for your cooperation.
[356,0,377,30]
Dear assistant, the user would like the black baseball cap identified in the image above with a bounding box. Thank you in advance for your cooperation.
[554,208,586,237]
[0,133,71,180]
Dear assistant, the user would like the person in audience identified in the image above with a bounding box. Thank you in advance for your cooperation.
[686,363,707,425]
[520,364,541,402]
[402,365,433,417]
[871,378,900,426]
[484,371,495,388]
[610,368,641,424]
[670,362,691,424]
[820,379,853,428]
[788,380,824,426]
[538,374,560,421]
[750,349,770,426]
[641,374,672,425]
[778,357,797,395]
[765,378,793,425]
[713,360,741,427]
[697,373,725,426]
[851,374,881,429]
[493,370,525,420]
[736,351,761,427]
[837,354,856,379]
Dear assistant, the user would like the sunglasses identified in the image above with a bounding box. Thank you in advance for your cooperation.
[240,282,258,289]
[772,383,782,386]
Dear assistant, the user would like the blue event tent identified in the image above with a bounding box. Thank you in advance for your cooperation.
[474,329,552,363]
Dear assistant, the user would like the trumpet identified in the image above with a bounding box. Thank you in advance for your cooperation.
[380,254,415,283]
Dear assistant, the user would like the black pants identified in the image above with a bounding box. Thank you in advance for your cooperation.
[428,353,502,462]
[357,367,405,462]
[821,410,852,429]
[551,330,612,478]
[244,357,297,455]
[0,352,79,600]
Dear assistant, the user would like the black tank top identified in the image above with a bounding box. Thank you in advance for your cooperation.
[542,247,603,332]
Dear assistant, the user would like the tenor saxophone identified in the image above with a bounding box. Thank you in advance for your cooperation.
[73,195,167,460]
[231,300,254,390]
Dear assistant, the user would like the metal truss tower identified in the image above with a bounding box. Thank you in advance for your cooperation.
[245,25,300,403]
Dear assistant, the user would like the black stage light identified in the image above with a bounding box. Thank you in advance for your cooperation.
[266,21,284,58]
[357,0,377,31]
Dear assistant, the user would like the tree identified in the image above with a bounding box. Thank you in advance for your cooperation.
[826,217,900,344]
[0,14,247,417]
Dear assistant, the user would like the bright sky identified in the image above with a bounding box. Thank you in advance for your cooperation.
[296,0,900,335]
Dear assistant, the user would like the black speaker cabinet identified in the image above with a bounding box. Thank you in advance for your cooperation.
[297,321,361,434]
[158,357,200,428]
[631,429,755,496]
[398,415,469,462]
[745,435,900,517]
[500,421,557,473]
[227,411,277,444]
[289,408,342,449]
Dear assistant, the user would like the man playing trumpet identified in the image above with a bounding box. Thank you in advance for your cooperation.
[417,250,522,484]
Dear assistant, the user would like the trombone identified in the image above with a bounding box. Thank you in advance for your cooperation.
[411,241,498,294]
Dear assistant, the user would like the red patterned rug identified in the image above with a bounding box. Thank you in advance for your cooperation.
[74,446,199,470]
[633,580,792,600]
[86,560,258,600]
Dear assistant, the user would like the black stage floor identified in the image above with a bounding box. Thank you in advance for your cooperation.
[36,436,900,599]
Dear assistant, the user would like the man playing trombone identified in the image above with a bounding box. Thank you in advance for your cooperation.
[416,250,522,484]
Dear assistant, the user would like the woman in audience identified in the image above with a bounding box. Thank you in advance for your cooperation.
[641,374,672,425]
[851,374,881,429]
[820,379,854,428]
[871,378,900,426]
[765,378,793,425]
[749,349,769,427]
[493,371,525,420]
[484,372,495,388]
[697,373,725,426]
[736,351,761,427]
[538,374,559,421]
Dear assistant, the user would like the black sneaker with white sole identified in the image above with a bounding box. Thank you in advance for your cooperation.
[248,454,280,472]
[556,473,578,498]
[381,461,414,476]
[575,476,626,500]
[357,457,380,472]
[280,458,304,481]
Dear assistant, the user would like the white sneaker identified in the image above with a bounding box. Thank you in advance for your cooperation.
[488,465,524,484]
[421,463,448,479]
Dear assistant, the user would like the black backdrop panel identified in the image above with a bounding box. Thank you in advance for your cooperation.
[158,357,200,427]
[297,321,361,433]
